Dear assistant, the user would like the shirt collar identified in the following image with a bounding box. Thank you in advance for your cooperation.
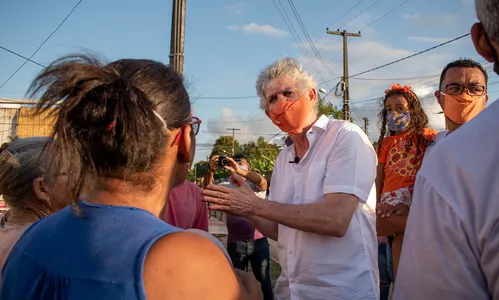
[284,115,330,146]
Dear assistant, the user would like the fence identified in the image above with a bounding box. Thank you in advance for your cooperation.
[0,99,56,212]
[0,100,56,145]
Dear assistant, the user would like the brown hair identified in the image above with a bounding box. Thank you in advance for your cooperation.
[28,54,191,204]
[0,136,53,210]
[376,86,431,157]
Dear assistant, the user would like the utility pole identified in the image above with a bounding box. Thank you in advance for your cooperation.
[226,128,241,156]
[363,117,369,136]
[326,28,361,122]
[169,0,186,73]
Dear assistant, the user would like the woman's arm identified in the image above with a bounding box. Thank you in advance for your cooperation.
[375,163,385,203]
[143,231,262,300]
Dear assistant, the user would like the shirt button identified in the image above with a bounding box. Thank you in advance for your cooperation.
[291,279,295,283]
[289,250,293,254]
[294,196,299,200]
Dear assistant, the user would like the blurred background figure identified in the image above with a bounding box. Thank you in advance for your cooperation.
[0,136,69,271]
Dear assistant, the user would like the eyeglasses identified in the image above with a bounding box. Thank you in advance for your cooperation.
[442,84,486,96]
[188,116,202,136]
[173,116,202,146]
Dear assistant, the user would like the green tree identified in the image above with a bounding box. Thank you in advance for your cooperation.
[240,137,280,174]
[210,136,242,157]
[317,93,342,119]
[187,160,208,182]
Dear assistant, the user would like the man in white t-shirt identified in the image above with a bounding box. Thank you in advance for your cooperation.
[394,0,499,299]
[203,58,378,300]
[425,58,488,157]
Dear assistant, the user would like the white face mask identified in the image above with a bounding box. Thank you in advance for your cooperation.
[238,165,249,171]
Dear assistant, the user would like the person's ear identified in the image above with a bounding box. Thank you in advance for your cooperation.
[471,23,496,62]
[32,177,51,208]
[308,88,317,102]
[435,90,444,110]
[177,125,193,164]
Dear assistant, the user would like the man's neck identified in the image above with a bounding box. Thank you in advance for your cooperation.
[446,118,460,135]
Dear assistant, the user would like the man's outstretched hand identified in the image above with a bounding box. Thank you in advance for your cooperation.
[202,173,263,216]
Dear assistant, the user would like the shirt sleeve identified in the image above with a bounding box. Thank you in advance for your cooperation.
[192,185,209,232]
[393,174,489,300]
[377,139,389,164]
[323,124,377,202]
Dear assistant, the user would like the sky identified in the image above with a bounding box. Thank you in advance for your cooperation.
[0,0,493,163]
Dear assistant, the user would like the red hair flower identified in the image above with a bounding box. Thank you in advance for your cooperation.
[384,84,417,100]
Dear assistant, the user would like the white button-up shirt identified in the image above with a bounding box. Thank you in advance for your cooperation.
[270,115,379,300]
[394,99,499,299]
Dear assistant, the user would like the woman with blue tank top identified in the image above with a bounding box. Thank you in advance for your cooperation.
[0,55,262,300]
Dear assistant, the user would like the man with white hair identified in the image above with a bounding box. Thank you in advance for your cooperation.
[203,57,379,299]
[394,0,499,299]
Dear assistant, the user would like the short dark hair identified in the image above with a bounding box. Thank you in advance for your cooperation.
[29,54,191,203]
[439,58,488,88]
[233,153,250,166]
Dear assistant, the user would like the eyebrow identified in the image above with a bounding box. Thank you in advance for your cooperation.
[268,87,295,99]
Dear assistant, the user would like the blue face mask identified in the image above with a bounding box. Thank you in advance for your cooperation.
[387,111,411,132]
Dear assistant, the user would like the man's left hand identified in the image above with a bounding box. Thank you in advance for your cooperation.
[224,157,248,176]
[202,173,262,216]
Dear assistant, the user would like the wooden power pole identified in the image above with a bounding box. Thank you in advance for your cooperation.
[363,117,369,136]
[169,0,186,73]
[226,128,241,156]
[326,29,361,122]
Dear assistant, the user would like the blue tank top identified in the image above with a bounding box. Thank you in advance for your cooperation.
[0,201,181,300]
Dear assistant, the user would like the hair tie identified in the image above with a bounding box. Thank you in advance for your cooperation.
[105,119,117,131]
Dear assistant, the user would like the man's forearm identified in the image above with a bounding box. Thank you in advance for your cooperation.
[254,197,356,237]
[239,170,267,191]
[246,215,278,241]
[204,171,214,188]
[377,215,407,236]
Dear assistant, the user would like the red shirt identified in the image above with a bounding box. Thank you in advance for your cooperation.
[161,180,208,231]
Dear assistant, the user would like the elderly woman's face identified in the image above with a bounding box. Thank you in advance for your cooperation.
[264,76,302,112]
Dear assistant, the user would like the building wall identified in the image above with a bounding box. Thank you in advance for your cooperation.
[16,107,55,138]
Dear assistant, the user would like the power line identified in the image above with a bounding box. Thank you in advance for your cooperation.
[192,95,257,99]
[0,0,84,91]
[272,0,326,83]
[287,0,339,77]
[360,0,410,31]
[0,46,46,68]
[349,33,471,78]
[337,0,383,30]
[321,33,471,85]
[200,131,284,136]
[316,0,366,53]
[327,0,410,64]
[351,73,440,81]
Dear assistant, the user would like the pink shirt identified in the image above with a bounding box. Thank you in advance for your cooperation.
[161,180,208,231]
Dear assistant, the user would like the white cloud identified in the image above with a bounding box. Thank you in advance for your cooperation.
[226,25,239,31]
[226,23,289,38]
[296,36,463,141]
[225,3,246,15]
[408,36,452,43]
[205,107,282,144]
[402,13,420,20]
[403,13,459,28]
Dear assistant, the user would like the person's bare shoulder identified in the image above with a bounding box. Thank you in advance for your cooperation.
[143,231,242,300]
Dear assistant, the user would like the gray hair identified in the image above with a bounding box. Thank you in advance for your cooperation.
[476,0,499,41]
[255,57,317,111]
[0,136,53,209]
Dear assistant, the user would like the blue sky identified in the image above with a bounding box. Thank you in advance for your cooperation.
[0,0,491,163]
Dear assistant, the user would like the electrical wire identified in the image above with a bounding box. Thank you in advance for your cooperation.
[0,0,84,90]
[0,46,46,68]
[287,0,339,77]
